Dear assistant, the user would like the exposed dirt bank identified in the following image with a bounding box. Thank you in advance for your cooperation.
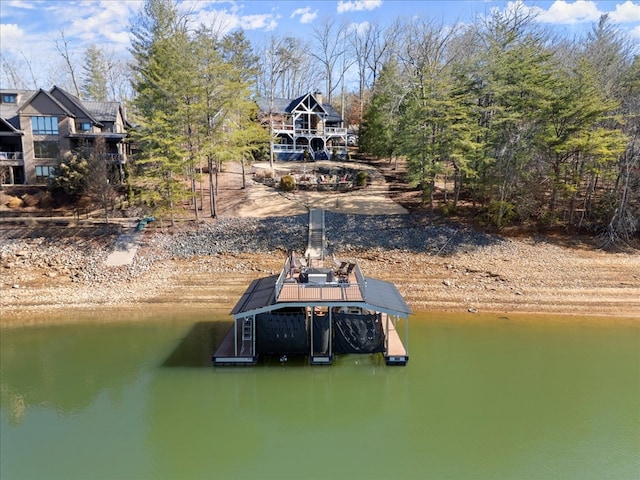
[1,226,638,327]
[1,159,639,327]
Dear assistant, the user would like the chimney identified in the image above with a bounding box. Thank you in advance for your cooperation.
[314,91,323,106]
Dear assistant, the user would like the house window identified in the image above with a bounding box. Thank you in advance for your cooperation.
[31,116,59,135]
[35,165,55,183]
[79,122,92,132]
[33,140,59,158]
[2,94,17,104]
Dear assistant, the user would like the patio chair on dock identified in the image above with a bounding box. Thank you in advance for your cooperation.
[336,262,355,280]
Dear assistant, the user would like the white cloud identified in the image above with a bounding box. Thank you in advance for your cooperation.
[185,2,279,33]
[337,0,383,14]
[65,1,138,53]
[348,21,371,35]
[291,7,318,24]
[629,24,640,37]
[187,8,240,34]
[533,0,601,24]
[0,23,25,49]
[610,1,640,22]
[5,0,38,9]
[241,14,280,31]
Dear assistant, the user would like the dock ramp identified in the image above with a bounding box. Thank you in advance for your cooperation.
[305,209,325,263]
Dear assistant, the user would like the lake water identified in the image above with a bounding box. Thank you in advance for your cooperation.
[1,309,639,480]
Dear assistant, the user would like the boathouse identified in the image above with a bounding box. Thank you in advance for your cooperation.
[212,210,411,366]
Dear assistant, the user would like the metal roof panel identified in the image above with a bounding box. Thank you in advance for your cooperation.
[363,277,413,316]
[230,275,278,315]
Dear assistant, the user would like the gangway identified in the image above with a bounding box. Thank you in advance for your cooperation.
[305,209,325,265]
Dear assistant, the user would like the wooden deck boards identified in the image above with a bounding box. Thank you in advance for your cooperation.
[381,315,408,364]
[277,282,363,302]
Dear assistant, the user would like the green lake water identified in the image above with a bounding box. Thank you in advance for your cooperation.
[1,310,639,480]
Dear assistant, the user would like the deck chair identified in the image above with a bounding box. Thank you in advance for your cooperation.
[336,262,354,280]
[335,261,349,277]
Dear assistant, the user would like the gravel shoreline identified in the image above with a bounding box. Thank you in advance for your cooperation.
[2,213,640,325]
[154,212,500,257]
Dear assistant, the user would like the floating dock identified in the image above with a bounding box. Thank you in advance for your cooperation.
[213,209,411,366]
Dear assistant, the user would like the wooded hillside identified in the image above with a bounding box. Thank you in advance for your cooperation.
[358,9,639,245]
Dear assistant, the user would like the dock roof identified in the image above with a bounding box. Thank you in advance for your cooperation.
[230,275,412,319]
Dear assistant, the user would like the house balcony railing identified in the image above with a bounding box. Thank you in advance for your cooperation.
[0,152,23,162]
[271,122,347,137]
[273,144,301,152]
[271,122,295,133]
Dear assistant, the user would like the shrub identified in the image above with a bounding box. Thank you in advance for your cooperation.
[355,170,368,187]
[254,169,275,183]
[38,191,55,208]
[486,200,517,227]
[21,193,40,207]
[6,195,23,208]
[50,154,88,198]
[441,201,457,216]
[279,175,296,192]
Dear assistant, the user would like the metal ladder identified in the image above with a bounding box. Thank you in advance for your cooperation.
[240,318,253,354]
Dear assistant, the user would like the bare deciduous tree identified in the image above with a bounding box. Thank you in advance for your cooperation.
[310,17,353,103]
[55,30,81,97]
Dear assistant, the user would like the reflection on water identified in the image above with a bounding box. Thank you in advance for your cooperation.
[1,310,639,480]
[1,323,166,423]
[163,321,230,368]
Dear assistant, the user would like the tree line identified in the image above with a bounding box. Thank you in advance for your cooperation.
[127,0,267,225]
[359,8,639,245]
[11,0,637,244]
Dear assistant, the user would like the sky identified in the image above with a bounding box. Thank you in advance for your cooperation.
[1,0,640,89]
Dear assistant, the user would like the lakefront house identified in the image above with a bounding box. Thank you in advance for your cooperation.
[0,86,129,186]
[257,91,348,162]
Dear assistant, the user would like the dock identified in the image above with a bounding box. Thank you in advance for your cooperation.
[213,209,411,367]
[382,314,409,365]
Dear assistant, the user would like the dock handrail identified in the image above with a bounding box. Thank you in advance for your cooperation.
[275,256,368,304]
[353,260,367,289]
[275,256,291,299]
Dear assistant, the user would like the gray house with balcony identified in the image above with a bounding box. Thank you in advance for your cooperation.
[0,86,129,186]
[257,92,347,161]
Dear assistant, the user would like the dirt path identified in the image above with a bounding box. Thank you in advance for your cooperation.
[214,159,407,217]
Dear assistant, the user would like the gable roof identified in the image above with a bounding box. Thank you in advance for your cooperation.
[16,88,75,117]
[0,89,34,122]
[256,92,342,124]
[287,93,328,115]
[0,117,23,135]
[50,86,101,126]
[1,86,128,132]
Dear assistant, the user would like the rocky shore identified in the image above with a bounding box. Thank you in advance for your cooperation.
[2,212,639,326]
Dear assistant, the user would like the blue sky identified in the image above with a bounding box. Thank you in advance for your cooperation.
[1,0,639,88]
